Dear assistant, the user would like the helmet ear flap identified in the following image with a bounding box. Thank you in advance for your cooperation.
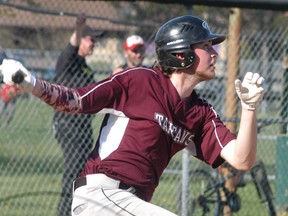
[173,48,195,68]
[184,49,195,67]
[157,48,195,71]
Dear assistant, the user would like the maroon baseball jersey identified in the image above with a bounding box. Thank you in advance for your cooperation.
[36,66,235,201]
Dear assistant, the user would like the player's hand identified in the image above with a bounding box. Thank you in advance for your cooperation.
[235,72,265,110]
[0,59,36,92]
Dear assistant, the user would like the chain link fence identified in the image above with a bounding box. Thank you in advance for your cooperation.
[0,1,287,216]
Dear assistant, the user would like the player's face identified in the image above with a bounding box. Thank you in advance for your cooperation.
[192,41,218,80]
[125,45,146,67]
[79,36,96,56]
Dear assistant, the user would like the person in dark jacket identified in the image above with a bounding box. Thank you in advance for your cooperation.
[52,15,104,216]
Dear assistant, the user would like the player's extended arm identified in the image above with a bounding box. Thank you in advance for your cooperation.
[221,72,265,171]
[0,59,82,113]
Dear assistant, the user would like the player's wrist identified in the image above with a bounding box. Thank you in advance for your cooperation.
[241,101,256,111]
[21,74,36,92]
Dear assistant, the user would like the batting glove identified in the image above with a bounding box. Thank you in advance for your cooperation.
[235,72,265,110]
[0,59,36,92]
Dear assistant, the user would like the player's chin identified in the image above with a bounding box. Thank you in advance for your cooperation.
[210,66,216,74]
[206,69,216,80]
[209,64,216,71]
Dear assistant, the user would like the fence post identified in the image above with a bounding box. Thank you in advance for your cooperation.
[275,135,288,212]
[225,7,241,132]
[224,7,242,216]
[280,42,288,134]
[181,149,190,216]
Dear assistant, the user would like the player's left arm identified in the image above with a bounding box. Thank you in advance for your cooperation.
[220,72,265,171]
[221,110,257,171]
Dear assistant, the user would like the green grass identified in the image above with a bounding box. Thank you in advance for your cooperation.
[0,174,61,216]
[233,181,275,216]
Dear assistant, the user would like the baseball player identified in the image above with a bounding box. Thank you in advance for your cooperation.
[113,34,146,74]
[0,15,265,216]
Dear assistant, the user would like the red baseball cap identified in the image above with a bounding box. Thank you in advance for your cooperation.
[124,35,145,51]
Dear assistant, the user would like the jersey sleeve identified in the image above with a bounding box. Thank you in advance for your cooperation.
[77,68,159,114]
[76,70,130,114]
[33,73,127,115]
[193,103,236,168]
[178,93,236,168]
[34,68,151,116]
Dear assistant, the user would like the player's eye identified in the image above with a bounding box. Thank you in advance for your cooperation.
[203,44,214,52]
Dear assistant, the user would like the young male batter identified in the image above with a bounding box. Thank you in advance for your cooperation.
[0,15,265,216]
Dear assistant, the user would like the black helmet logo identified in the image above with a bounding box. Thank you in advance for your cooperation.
[202,21,211,32]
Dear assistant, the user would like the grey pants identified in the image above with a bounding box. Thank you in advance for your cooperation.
[72,174,177,216]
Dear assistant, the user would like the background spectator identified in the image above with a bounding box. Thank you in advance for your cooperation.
[52,15,104,216]
[113,34,146,74]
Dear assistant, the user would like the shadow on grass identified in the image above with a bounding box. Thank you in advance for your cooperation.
[0,155,64,175]
[0,191,60,203]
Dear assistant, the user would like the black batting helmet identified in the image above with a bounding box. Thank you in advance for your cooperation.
[155,15,225,71]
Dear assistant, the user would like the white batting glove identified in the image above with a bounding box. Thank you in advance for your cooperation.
[235,72,265,110]
[0,59,36,92]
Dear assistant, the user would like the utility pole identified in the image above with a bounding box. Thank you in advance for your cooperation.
[225,8,242,133]
[223,7,242,216]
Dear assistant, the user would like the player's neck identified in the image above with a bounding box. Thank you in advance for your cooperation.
[169,72,198,99]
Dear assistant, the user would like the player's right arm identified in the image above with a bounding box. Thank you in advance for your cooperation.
[0,59,82,113]
[0,59,126,114]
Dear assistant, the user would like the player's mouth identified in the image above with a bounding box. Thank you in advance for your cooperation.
[210,63,216,71]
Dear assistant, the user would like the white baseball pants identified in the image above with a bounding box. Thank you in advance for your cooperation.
[71,174,177,216]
